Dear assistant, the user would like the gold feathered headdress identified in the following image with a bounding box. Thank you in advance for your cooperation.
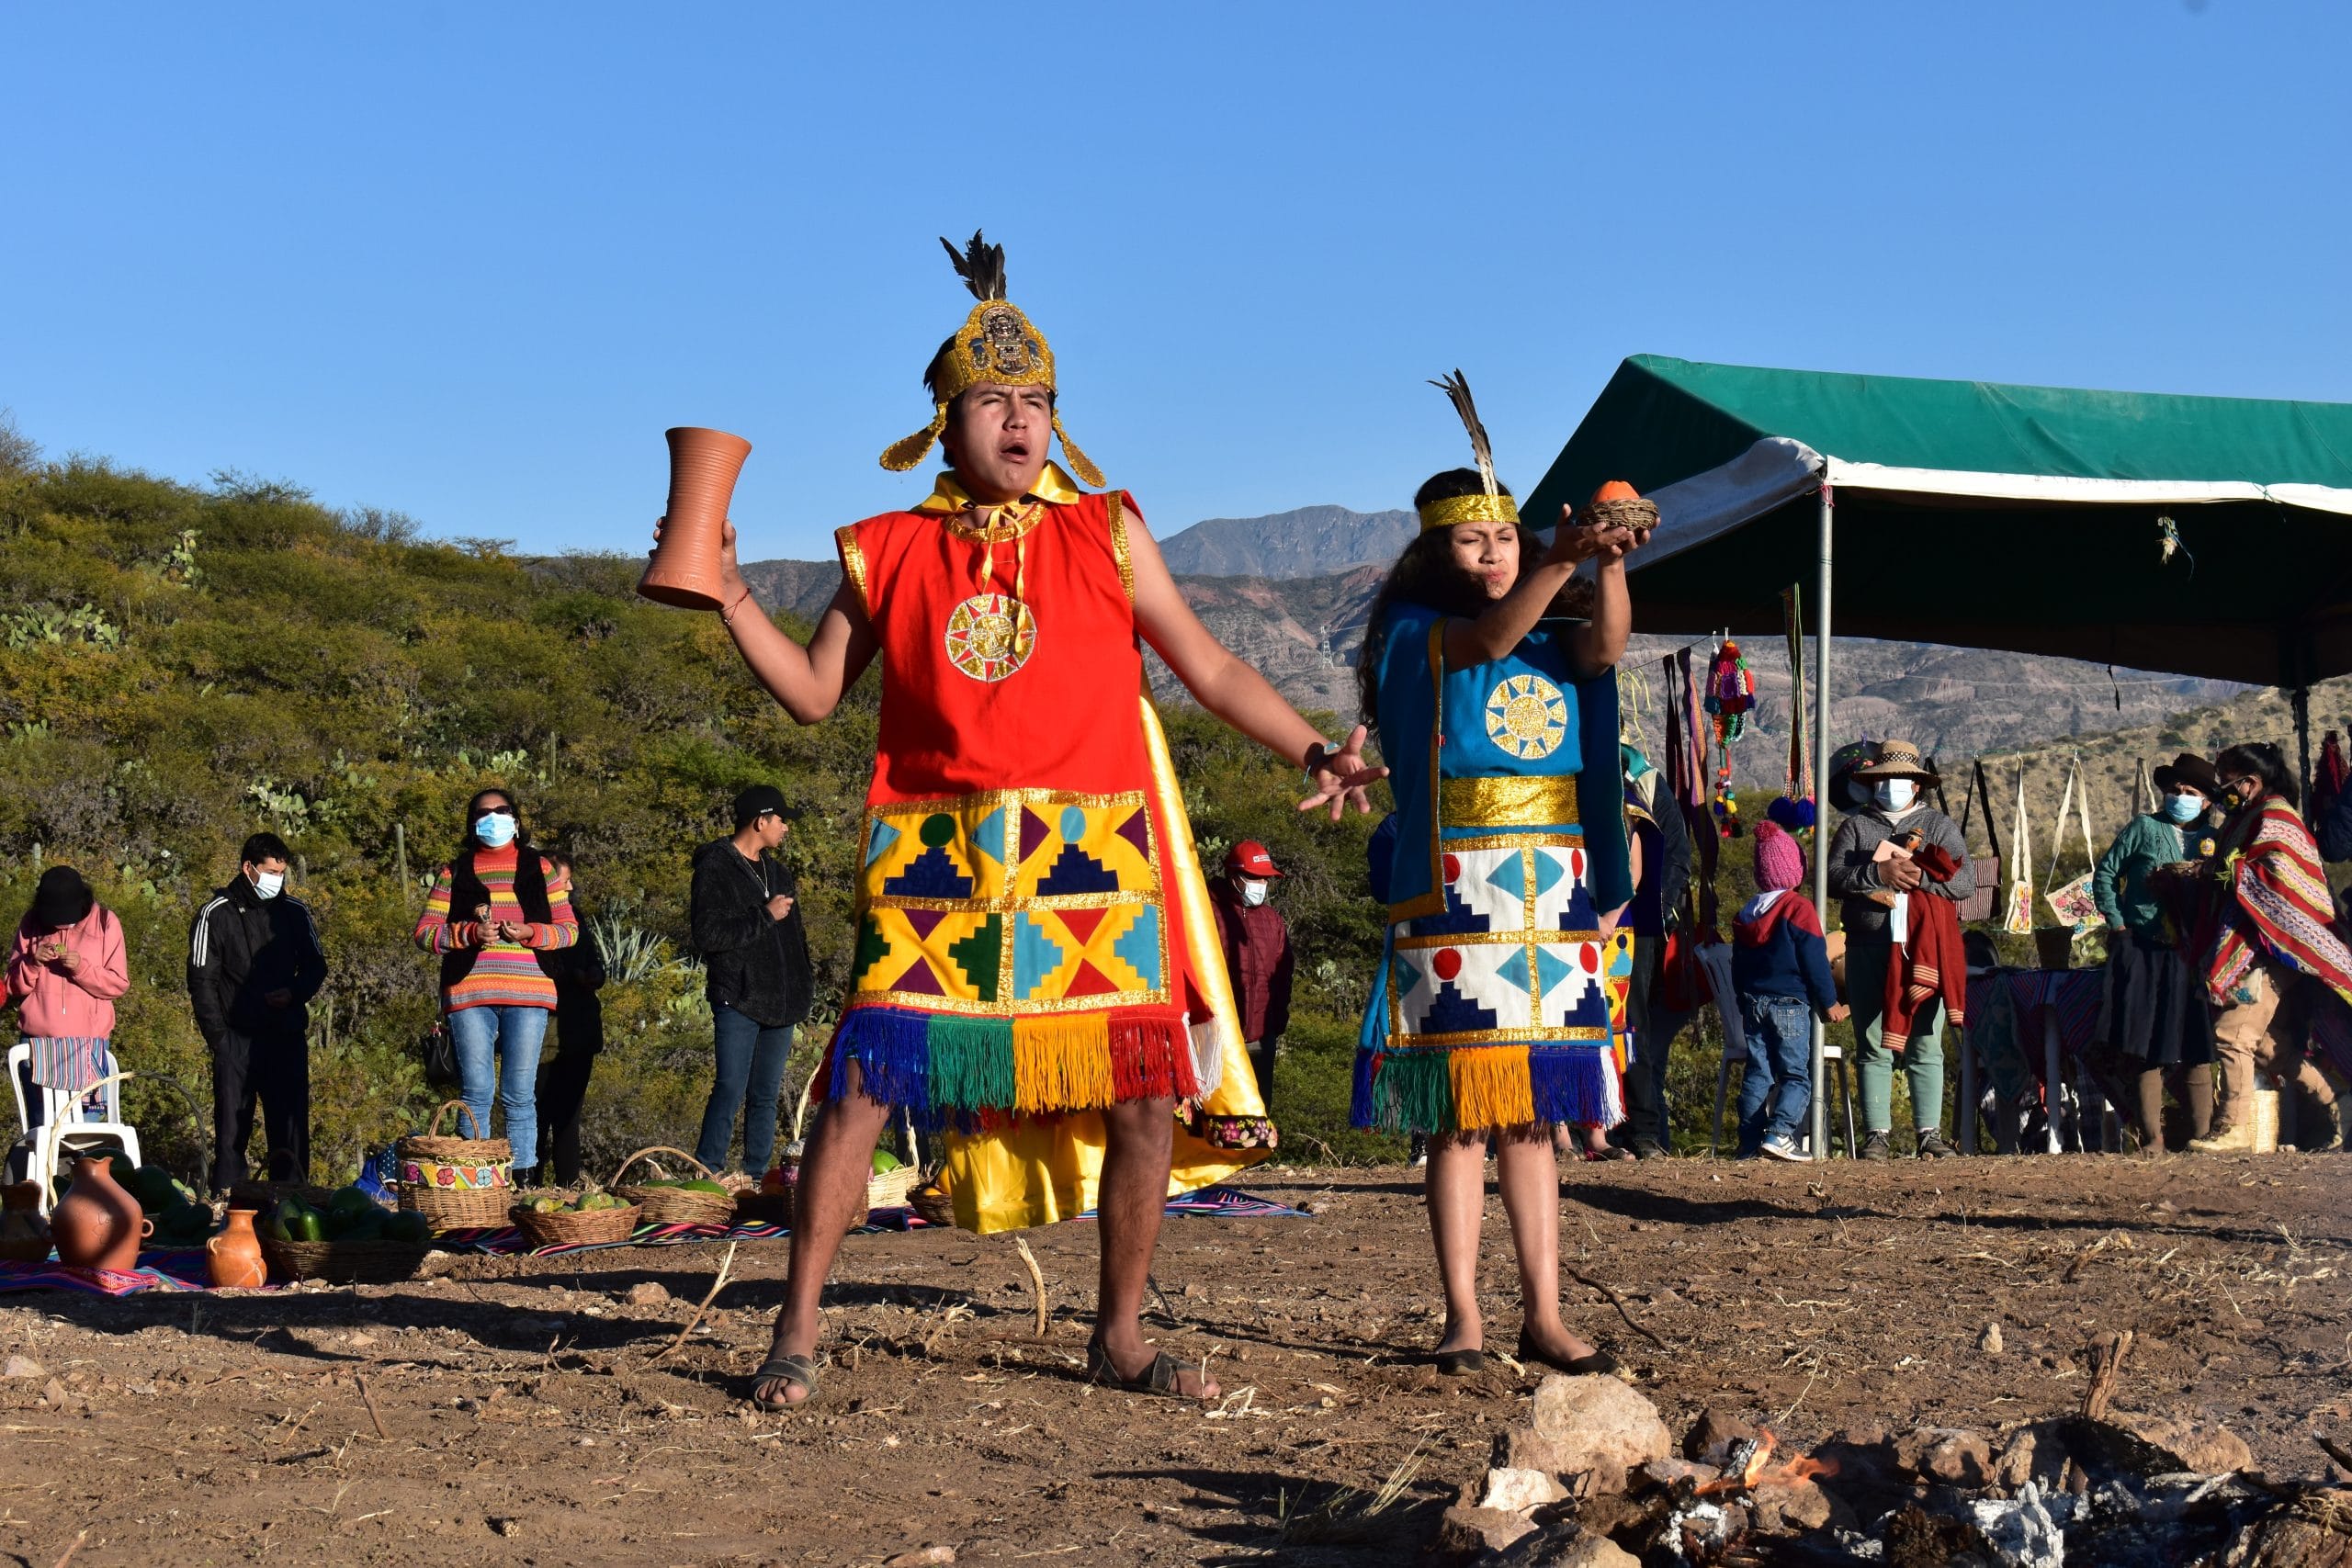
[1419,370,1521,532]
[877,231,1104,489]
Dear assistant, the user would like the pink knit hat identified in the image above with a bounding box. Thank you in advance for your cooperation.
[1754,821,1806,892]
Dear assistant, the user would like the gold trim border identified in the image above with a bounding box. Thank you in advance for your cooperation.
[1107,491,1135,605]
[835,525,872,619]
[1441,773,1581,829]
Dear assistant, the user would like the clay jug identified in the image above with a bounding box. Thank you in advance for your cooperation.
[206,1207,266,1289]
[639,426,753,611]
[51,1156,150,1273]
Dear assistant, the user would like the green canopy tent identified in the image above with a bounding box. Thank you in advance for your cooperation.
[1519,355,2352,1153]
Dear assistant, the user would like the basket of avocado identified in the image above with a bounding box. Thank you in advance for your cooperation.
[609,1146,736,1227]
[512,1185,641,1247]
[116,1158,219,1253]
[259,1185,436,1283]
[865,1146,919,1212]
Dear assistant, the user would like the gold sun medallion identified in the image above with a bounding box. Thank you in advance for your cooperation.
[944,592,1038,682]
[1484,672,1567,761]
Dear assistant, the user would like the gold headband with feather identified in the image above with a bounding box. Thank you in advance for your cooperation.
[1419,369,1521,532]
[877,231,1104,489]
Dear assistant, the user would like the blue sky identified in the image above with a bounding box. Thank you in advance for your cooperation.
[5,2,2347,563]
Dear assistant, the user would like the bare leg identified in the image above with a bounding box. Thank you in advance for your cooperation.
[1425,1130,1489,1355]
[755,1065,893,1405]
[1494,1126,1598,1364]
[1092,1096,1217,1398]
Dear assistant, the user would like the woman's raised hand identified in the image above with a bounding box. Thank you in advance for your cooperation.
[1295,724,1390,822]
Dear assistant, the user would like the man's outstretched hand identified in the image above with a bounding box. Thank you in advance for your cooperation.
[1296,724,1389,821]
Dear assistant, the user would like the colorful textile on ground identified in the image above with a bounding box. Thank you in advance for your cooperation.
[822,481,1268,1232]
[2195,796,2352,1009]
[0,1249,232,1296]
[1353,605,1634,1135]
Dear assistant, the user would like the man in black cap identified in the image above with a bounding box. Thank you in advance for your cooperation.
[689,784,814,1176]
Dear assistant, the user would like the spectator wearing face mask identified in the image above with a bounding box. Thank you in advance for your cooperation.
[187,832,328,1191]
[1825,740,1976,1160]
[1211,840,1295,1107]
[413,789,578,1182]
[2089,752,2220,1152]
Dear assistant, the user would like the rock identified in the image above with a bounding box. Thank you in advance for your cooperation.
[2109,1411,2255,1476]
[1989,1427,2040,1489]
[1478,1466,1568,1513]
[2,1355,43,1379]
[1980,1322,2005,1355]
[1489,1523,1641,1567]
[1896,1426,1993,1487]
[1683,1406,1759,1464]
[1639,1457,1721,1489]
[1528,1374,1671,1493]
[623,1281,670,1307]
[488,1516,519,1538]
[1747,1477,1835,1534]
[881,1551,956,1568]
[2224,1487,2352,1568]
[1494,1424,1574,1477]
[1433,1504,1537,1558]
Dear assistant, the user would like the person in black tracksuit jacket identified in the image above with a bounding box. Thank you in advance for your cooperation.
[187,832,327,1191]
[690,784,814,1176]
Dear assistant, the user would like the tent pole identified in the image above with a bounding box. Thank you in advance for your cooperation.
[1811,480,1834,1158]
[2295,683,2313,807]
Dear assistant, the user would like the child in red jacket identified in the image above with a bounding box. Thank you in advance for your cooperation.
[1731,825,1847,1160]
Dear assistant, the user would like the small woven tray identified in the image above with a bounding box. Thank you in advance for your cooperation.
[260,1236,433,1285]
[511,1200,642,1248]
[1586,495,1658,534]
[909,1184,955,1229]
[610,1145,735,1227]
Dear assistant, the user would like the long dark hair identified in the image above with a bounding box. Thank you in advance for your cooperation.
[2215,742,2300,809]
[1354,468,1592,727]
[460,787,532,852]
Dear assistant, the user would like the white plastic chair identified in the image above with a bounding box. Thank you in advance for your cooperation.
[10,1050,141,1212]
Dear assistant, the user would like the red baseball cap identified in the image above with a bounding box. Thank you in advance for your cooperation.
[1224,840,1285,878]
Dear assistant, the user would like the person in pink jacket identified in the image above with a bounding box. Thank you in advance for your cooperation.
[6,867,130,1124]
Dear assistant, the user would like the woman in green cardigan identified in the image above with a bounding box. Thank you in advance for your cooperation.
[2091,751,2221,1151]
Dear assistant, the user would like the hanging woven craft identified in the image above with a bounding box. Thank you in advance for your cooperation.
[1767,588,1817,837]
[1703,639,1757,838]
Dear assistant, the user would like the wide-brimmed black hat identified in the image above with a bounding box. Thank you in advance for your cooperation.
[28,866,93,933]
[2153,751,2222,797]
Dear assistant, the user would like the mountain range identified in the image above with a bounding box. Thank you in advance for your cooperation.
[742,504,2256,776]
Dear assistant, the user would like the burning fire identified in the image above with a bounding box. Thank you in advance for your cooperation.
[1700,1428,1841,1495]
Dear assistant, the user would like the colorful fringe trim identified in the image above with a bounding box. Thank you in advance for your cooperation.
[1352,1043,1621,1135]
[825,1005,1199,1129]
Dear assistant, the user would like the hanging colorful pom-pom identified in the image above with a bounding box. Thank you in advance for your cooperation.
[1766,792,1816,839]
[1703,639,1757,745]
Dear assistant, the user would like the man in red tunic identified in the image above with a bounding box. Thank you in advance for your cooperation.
[663,234,1381,1405]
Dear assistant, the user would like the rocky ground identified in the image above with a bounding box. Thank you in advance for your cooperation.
[0,1151,2346,1565]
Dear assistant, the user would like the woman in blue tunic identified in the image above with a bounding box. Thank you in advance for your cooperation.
[1352,381,1648,1376]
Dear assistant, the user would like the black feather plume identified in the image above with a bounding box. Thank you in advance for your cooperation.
[938,231,1007,302]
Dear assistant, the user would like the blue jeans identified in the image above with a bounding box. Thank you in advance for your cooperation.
[695,1005,793,1176]
[1736,994,1815,1154]
[448,1005,548,1174]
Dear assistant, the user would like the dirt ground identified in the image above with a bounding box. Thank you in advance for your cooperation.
[1,1152,2348,1566]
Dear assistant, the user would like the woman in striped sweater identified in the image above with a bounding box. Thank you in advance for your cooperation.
[412,789,578,1179]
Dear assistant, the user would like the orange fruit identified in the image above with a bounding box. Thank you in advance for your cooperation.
[1590,480,1642,503]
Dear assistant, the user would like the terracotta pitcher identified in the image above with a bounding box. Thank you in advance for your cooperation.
[639,426,753,611]
[51,1155,150,1273]
[206,1208,266,1289]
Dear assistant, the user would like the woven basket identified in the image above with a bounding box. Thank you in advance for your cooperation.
[866,1165,920,1211]
[397,1100,514,1232]
[1587,495,1659,534]
[610,1145,736,1227]
[511,1199,641,1248]
[909,1183,955,1228]
[260,1236,433,1285]
[2251,1088,2281,1155]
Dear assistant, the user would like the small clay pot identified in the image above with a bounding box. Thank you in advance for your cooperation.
[51,1156,151,1273]
[639,426,753,611]
[206,1208,266,1289]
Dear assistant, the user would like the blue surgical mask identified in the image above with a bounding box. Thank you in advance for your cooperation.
[250,869,284,900]
[2161,793,2202,824]
[474,812,517,848]
[1873,779,1917,813]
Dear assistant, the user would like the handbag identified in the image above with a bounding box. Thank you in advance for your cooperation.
[420,1019,460,1093]
[2001,764,2037,936]
[2041,759,2103,929]
[1953,760,2004,924]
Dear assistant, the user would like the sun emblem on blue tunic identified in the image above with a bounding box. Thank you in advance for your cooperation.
[1484,673,1567,760]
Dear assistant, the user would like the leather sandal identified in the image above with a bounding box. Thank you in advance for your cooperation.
[748,1352,820,1410]
[1086,1337,1192,1398]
